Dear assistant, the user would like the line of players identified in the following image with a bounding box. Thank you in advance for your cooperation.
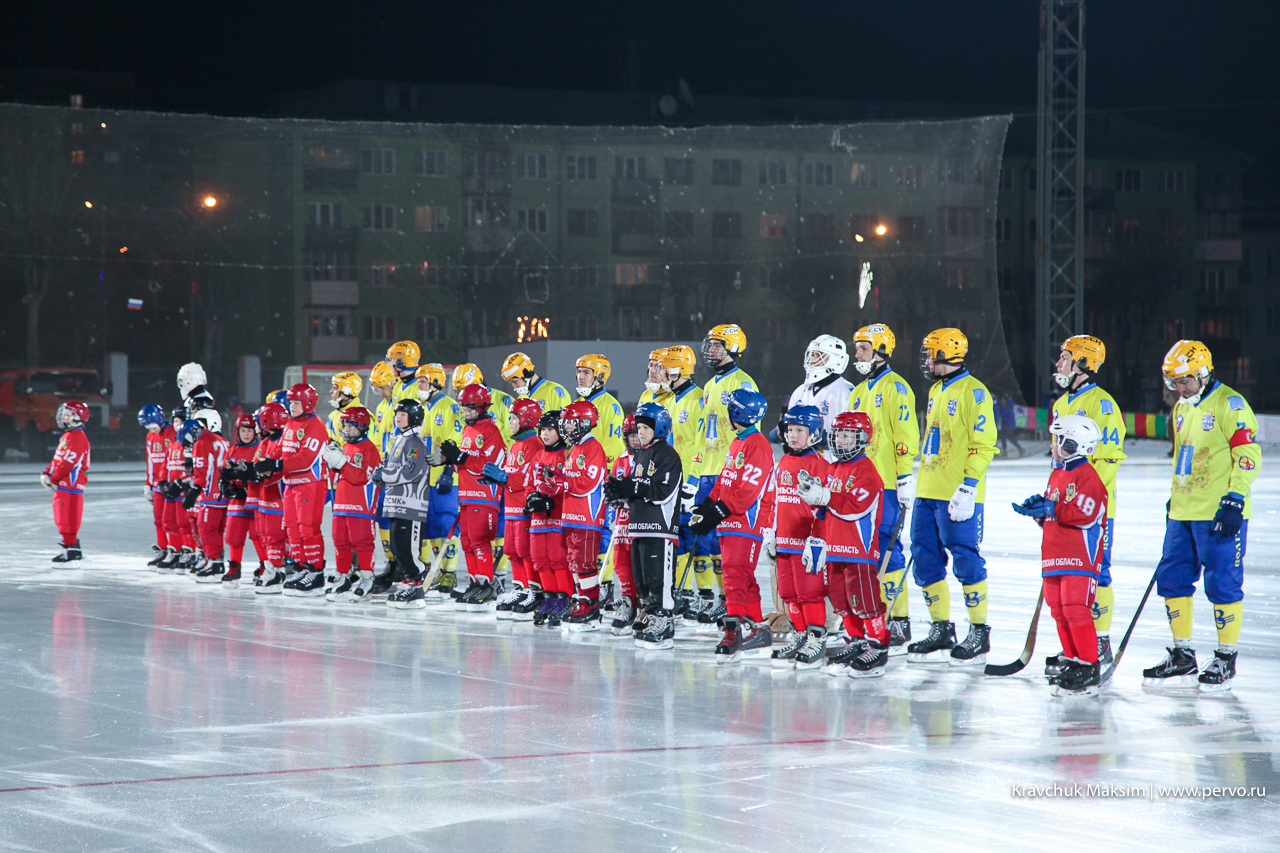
[115,324,1257,694]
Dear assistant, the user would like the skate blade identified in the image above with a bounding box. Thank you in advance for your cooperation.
[610,626,632,636]
[715,653,742,665]
[51,562,82,570]
[568,622,601,633]
[848,666,886,679]
[1142,674,1199,689]
[511,613,535,622]
[495,610,515,620]
[256,586,283,595]
[771,657,798,669]
[1197,680,1233,694]
[741,647,772,659]
[387,601,427,610]
[906,650,951,664]
[221,580,241,589]
[887,645,907,657]
[635,639,674,651]
[949,654,987,667]
[794,660,823,671]
[467,603,494,612]
[195,576,223,584]
[823,663,848,677]
[1053,684,1100,697]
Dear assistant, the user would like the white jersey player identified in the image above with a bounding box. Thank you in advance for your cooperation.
[781,335,855,438]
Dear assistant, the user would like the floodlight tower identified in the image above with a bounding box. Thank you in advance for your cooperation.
[1034,0,1085,406]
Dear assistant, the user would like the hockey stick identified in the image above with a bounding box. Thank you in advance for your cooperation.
[983,586,1044,676]
[419,514,464,591]
[1099,568,1158,686]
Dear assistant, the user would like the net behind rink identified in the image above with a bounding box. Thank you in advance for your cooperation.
[0,105,1016,409]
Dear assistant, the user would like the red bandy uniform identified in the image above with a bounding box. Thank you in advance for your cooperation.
[46,427,90,546]
[280,414,329,568]
[770,448,832,631]
[456,415,507,582]
[1041,458,1109,665]
[332,437,381,574]
[254,434,286,566]
[708,426,775,621]
[163,436,192,550]
[501,432,542,588]
[145,425,173,549]
[223,441,263,566]
[819,453,886,643]
[609,453,635,600]
[529,444,569,593]
[192,431,232,560]
[541,434,608,596]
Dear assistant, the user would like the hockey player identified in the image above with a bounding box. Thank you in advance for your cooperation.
[501,351,571,412]
[157,407,193,572]
[602,414,642,634]
[605,402,683,650]
[184,410,232,583]
[321,406,382,602]
[1047,335,1127,671]
[783,335,854,437]
[798,411,888,677]
[849,323,920,653]
[437,384,509,608]
[486,397,544,618]
[416,362,464,597]
[1012,415,1109,696]
[139,404,172,565]
[42,401,92,568]
[909,328,999,665]
[272,384,329,596]
[325,371,364,441]
[638,348,672,407]
[1143,340,1260,692]
[690,388,774,664]
[453,362,515,444]
[386,340,423,405]
[377,398,433,609]
[218,414,263,587]
[526,411,570,626]
[368,360,398,583]
[251,403,289,592]
[177,362,214,411]
[766,405,831,668]
[573,354,625,462]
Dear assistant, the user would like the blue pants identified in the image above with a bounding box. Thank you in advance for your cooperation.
[1156,519,1246,604]
[1098,518,1113,587]
[878,490,906,575]
[910,497,986,587]
[425,486,459,540]
[683,476,722,559]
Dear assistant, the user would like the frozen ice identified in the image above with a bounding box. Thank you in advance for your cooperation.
[0,441,1278,851]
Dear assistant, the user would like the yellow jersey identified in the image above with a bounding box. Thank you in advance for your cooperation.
[1169,380,1261,521]
[325,398,362,443]
[850,368,920,486]
[638,388,673,408]
[422,391,465,486]
[1051,382,1126,518]
[918,370,999,502]
[523,376,571,414]
[392,375,422,407]
[694,363,757,479]
[580,389,625,462]
[665,382,703,487]
[488,388,515,444]
[372,397,396,457]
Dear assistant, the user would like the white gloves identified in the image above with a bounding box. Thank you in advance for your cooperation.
[801,536,828,574]
[680,480,698,515]
[796,471,830,507]
[896,474,914,508]
[40,473,54,491]
[762,527,777,560]
[144,486,154,501]
[948,482,977,522]
[320,442,347,470]
[426,447,446,467]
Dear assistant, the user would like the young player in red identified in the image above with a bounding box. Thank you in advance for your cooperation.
[690,388,775,664]
[488,397,544,619]
[138,404,173,566]
[604,414,641,635]
[765,405,831,668]
[273,383,329,596]
[43,402,92,568]
[798,411,887,676]
[155,407,194,572]
[1013,414,1109,696]
[219,414,264,587]
[527,410,570,625]
[321,406,382,603]
[438,383,509,609]
[251,402,288,592]
[186,410,232,583]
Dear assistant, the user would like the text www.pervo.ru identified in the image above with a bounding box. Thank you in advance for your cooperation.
[1011,783,1265,800]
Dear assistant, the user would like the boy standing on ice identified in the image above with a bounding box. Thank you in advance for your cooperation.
[43,402,92,568]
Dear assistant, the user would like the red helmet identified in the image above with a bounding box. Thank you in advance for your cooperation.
[287,383,319,414]
[234,413,256,431]
[258,402,289,431]
[830,411,873,462]
[458,383,491,410]
[340,405,372,431]
[622,412,637,437]
[510,397,543,432]
[56,401,91,429]
[559,400,600,445]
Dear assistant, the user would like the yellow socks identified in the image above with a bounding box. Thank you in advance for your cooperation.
[1164,596,1193,642]
[923,580,950,622]
[881,568,910,618]
[962,581,988,624]
[1214,601,1242,647]
[1093,584,1114,634]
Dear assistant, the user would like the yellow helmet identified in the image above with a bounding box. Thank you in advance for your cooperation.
[1056,335,1107,389]
[331,371,362,401]
[920,328,968,379]
[416,362,446,391]
[265,388,284,404]
[1162,339,1213,388]
[702,323,747,365]
[502,352,536,383]
[660,345,697,378]
[452,362,483,393]
[648,347,666,363]
[575,353,611,387]
[853,324,897,357]
[385,340,421,371]
[369,361,396,388]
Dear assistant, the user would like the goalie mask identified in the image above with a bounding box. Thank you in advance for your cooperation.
[802,335,849,384]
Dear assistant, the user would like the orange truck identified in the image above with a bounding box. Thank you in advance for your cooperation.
[0,367,120,455]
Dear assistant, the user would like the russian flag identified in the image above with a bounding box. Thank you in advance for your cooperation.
[127,298,143,310]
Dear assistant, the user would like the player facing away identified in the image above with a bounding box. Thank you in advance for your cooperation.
[487,397,544,618]
[185,409,232,583]
[42,401,92,568]
[526,410,571,626]
[218,414,264,587]
[605,402,684,650]
[1048,335,1127,671]
[1144,340,1260,693]
[1013,415,1109,696]
[798,411,888,677]
[909,328,999,665]
[377,398,433,609]
[690,388,775,664]
[251,403,289,592]
[501,351,571,412]
[277,383,330,596]
[849,323,920,654]
[321,406,382,603]
[139,404,173,565]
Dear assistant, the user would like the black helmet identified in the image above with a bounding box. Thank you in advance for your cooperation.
[538,409,562,432]
[394,397,425,428]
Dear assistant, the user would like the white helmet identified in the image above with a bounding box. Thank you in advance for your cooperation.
[191,407,223,435]
[803,335,850,385]
[177,363,207,397]
[1049,414,1101,462]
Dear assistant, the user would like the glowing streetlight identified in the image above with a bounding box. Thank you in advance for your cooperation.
[203,196,218,208]
[854,233,865,242]
[84,201,93,208]
[875,224,888,236]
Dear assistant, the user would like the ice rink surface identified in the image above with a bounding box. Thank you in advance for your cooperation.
[1,442,1278,851]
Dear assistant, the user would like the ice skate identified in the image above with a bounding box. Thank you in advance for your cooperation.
[609,597,635,636]
[221,561,241,588]
[155,548,179,573]
[794,627,828,671]
[715,618,743,665]
[739,619,773,659]
[327,572,356,602]
[824,636,868,676]
[848,640,889,678]
[1096,635,1113,667]
[425,572,454,602]
[949,622,990,666]
[771,630,807,668]
[464,579,498,612]
[194,559,225,583]
[494,584,524,619]
[1045,653,1068,681]
[697,598,727,634]
[146,545,165,567]
[369,572,394,597]
[906,620,956,663]
[336,572,375,603]
[51,542,83,570]
[256,564,285,594]
[1142,646,1198,689]
[386,582,426,610]
[1197,649,1236,693]
[532,594,559,626]
[635,610,675,650]
[545,593,572,628]
[283,566,325,597]
[887,616,911,657]
[512,589,544,622]
[564,596,602,632]
[1053,660,1100,697]
[682,592,713,625]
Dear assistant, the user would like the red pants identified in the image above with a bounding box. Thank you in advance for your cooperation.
[224,509,263,564]
[460,503,499,581]
[150,491,166,548]
[828,559,887,644]
[333,514,376,574]
[283,480,326,568]
[255,510,286,566]
[52,489,84,546]
[197,504,227,559]
[505,516,532,586]
[777,552,829,630]
[1045,574,1099,664]
[565,526,603,596]
[529,530,570,593]
[163,498,191,550]
[720,534,763,622]
[613,542,634,599]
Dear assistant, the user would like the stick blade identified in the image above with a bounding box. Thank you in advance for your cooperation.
[984,657,1029,677]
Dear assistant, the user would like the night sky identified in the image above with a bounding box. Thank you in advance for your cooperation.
[6,1,1280,196]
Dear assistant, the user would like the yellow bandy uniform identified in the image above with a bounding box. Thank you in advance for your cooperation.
[372,397,396,458]
[580,389,625,463]
[666,382,703,479]
[392,375,422,407]
[422,392,465,487]
[693,364,757,479]
[918,370,999,502]
[1052,382,1126,517]
[325,398,362,443]
[638,388,673,408]
[521,375,571,414]
[1170,381,1260,522]
[489,388,515,444]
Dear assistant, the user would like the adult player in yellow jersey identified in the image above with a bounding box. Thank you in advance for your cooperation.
[1047,335,1127,671]
[573,354,625,462]
[908,328,999,666]
[415,363,464,596]
[325,371,364,442]
[638,347,673,407]
[368,360,399,593]
[386,340,423,406]
[453,363,514,444]
[849,324,920,654]
[1143,340,1260,693]
[501,352,571,413]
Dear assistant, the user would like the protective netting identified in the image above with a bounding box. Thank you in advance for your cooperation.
[0,104,1015,412]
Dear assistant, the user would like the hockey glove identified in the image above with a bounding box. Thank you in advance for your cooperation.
[253,457,282,478]
[369,467,384,484]
[144,485,154,501]
[800,536,828,575]
[164,480,185,499]
[680,479,699,514]
[796,472,831,507]
[222,459,253,481]
[1011,494,1054,520]
[425,447,446,467]
[948,480,977,522]
[480,462,508,485]
[896,473,915,508]
[435,466,454,495]
[762,527,777,560]
[39,472,54,491]
[224,483,247,502]
[439,440,467,466]
[524,491,553,515]
[688,499,730,535]
[320,442,347,470]
[1211,492,1245,539]
[183,486,201,510]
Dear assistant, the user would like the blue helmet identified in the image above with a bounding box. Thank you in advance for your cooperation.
[270,389,289,407]
[137,404,167,428]
[177,418,205,447]
[725,388,768,427]
[634,402,673,442]
[780,404,824,449]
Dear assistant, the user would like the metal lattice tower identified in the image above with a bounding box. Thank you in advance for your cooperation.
[1034,0,1085,406]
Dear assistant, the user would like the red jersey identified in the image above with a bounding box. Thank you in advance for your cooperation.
[280,414,328,486]
[46,427,91,493]
[165,436,187,485]
[818,454,884,565]
[333,437,382,519]
[191,431,232,505]
[254,435,285,515]
[457,415,507,507]
[501,432,543,519]
[529,444,567,533]
[225,441,259,513]
[610,452,634,545]
[708,427,774,541]
[145,426,173,488]
[546,435,608,531]
[769,449,830,554]
[1040,458,1109,579]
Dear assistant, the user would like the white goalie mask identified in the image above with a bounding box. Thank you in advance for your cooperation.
[177,362,207,397]
[803,335,849,385]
